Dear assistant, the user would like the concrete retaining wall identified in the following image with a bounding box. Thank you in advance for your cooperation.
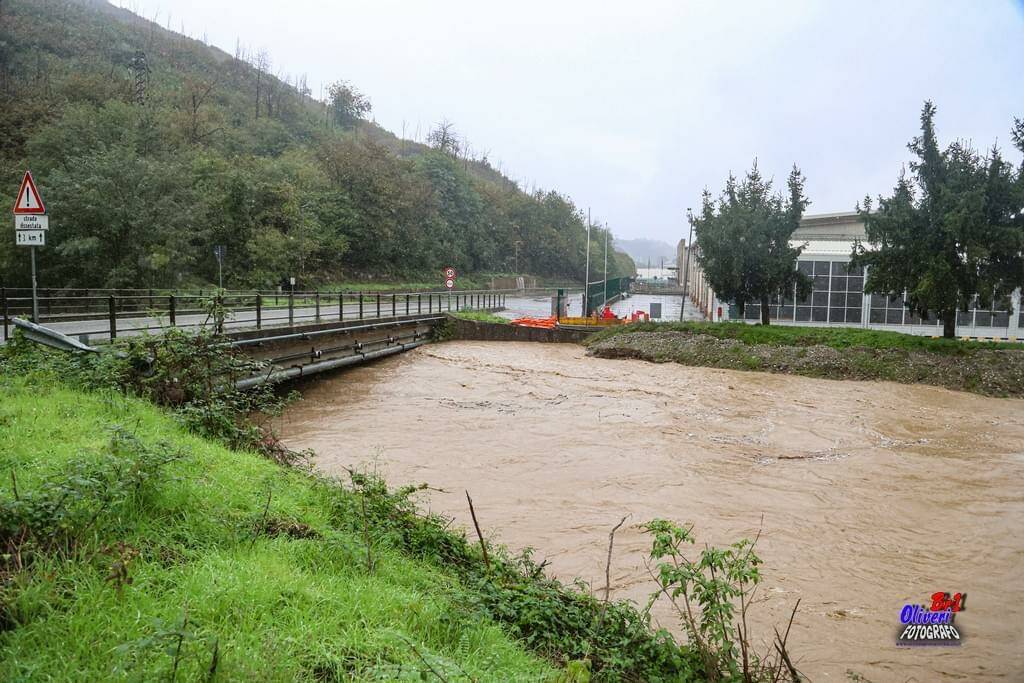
[447,317,595,343]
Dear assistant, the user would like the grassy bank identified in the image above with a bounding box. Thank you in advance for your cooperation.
[586,322,1024,397]
[0,339,698,681]
[0,379,556,680]
[449,310,511,325]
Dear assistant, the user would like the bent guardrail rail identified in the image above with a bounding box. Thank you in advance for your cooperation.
[12,317,100,353]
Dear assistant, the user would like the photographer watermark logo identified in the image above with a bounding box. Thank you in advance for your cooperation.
[896,592,965,647]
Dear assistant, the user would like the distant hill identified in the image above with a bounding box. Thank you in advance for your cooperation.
[0,0,634,288]
[615,238,677,268]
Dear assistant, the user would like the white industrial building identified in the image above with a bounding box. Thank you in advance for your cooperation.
[677,211,1023,339]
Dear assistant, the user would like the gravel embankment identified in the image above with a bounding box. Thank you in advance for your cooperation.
[587,331,1024,397]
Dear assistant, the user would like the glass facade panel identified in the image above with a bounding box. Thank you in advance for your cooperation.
[730,259,1020,332]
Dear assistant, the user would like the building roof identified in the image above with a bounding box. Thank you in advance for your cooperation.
[793,239,859,258]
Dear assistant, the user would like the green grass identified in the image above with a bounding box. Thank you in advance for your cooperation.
[0,379,555,681]
[587,321,1023,353]
[449,311,510,325]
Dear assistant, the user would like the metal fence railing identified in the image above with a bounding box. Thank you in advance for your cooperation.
[584,277,633,315]
[0,287,513,343]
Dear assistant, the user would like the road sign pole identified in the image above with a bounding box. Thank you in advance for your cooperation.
[30,246,39,322]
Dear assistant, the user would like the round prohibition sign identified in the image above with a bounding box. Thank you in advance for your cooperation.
[444,266,457,279]
[445,278,455,289]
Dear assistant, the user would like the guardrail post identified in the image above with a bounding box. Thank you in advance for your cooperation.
[428,294,432,313]
[108,296,117,339]
[418,294,422,314]
[215,293,224,334]
[405,294,410,316]
[455,296,460,311]
[288,290,294,327]
[1,288,7,341]
[169,294,176,326]
[339,292,344,321]
[315,291,321,321]
[392,293,396,317]
[359,292,364,320]
[256,293,262,329]
[376,293,381,318]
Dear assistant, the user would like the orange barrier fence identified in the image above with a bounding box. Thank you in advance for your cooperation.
[510,316,558,329]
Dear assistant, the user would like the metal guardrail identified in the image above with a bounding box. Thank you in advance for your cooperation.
[0,287,515,342]
[11,317,100,353]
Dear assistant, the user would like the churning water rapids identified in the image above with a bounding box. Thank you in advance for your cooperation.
[279,341,1024,681]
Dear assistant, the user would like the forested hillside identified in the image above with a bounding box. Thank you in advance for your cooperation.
[616,238,677,268]
[0,0,634,289]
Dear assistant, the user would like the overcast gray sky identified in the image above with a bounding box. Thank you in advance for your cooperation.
[120,0,1024,244]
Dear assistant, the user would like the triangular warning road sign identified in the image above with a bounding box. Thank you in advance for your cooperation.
[13,171,45,215]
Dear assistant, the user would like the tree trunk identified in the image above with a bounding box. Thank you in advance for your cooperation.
[942,310,956,339]
[760,295,770,325]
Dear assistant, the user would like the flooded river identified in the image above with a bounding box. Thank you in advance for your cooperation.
[279,341,1024,681]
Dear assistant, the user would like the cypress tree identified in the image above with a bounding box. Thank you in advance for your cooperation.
[853,102,1024,338]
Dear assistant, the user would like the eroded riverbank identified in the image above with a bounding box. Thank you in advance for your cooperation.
[279,341,1024,681]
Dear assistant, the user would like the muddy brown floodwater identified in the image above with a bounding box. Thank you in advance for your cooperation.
[279,341,1024,682]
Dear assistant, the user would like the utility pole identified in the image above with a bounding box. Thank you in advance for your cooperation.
[680,208,694,321]
[584,208,591,315]
[603,225,609,308]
